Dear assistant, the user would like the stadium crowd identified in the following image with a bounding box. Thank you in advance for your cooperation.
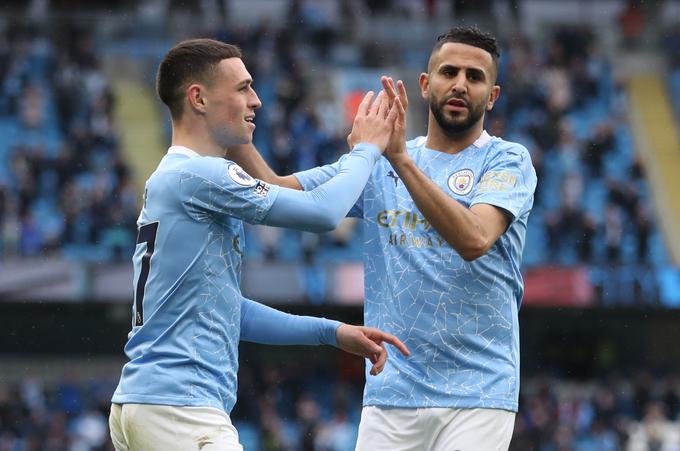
[1,1,680,450]
[0,23,137,262]
[1,367,680,450]
[0,7,672,278]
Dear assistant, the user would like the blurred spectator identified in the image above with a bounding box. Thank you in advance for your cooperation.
[603,203,623,265]
[570,55,599,110]
[583,122,616,178]
[627,401,680,450]
[546,175,596,263]
[635,205,651,264]
[315,400,356,451]
[296,394,321,451]
[556,123,580,175]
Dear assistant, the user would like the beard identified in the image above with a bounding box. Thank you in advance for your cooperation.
[430,93,486,135]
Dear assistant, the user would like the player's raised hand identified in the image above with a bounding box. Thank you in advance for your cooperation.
[335,324,410,376]
[381,76,408,161]
[347,90,400,153]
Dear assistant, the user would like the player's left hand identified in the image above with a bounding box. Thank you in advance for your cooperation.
[336,324,410,376]
[381,76,408,161]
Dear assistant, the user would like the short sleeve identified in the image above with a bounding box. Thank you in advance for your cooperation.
[470,144,537,221]
[178,158,280,225]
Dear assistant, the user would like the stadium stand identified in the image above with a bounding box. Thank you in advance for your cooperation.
[1,365,680,450]
[0,23,138,263]
[1,1,680,450]
[0,3,678,306]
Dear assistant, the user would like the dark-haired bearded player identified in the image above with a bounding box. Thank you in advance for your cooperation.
[229,26,537,450]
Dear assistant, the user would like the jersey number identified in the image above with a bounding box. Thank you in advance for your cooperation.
[134,222,159,326]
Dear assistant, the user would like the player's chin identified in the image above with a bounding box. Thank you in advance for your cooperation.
[232,132,253,146]
[442,118,466,131]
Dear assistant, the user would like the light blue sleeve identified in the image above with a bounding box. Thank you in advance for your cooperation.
[261,143,378,231]
[470,143,537,221]
[294,161,338,189]
[293,152,365,218]
[178,157,280,226]
[239,297,342,346]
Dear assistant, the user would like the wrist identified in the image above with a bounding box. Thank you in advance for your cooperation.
[353,143,382,163]
[329,321,345,347]
[386,151,412,170]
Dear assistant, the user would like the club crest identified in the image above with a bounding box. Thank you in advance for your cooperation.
[448,169,474,195]
[227,164,257,187]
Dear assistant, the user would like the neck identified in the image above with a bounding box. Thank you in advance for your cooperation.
[424,116,484,154]
[171,118,226,158]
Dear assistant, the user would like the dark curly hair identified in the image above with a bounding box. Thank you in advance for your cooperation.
[429,26,500,80]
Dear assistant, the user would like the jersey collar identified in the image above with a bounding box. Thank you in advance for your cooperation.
[415,129,492,149]
[472,130,491,148]
[167,145,200,158]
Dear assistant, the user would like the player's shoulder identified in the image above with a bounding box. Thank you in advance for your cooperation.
[171,154,228,177]
[406,136,427,151]
[164,155,256,188]
[486,136,532,165]
[150,156,254,197]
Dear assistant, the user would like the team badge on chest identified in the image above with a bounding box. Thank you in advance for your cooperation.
[448,169,474,195]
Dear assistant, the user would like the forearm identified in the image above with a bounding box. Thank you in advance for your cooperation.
[240,297,341,346]
[389,155,492,260]
[227,143,301,189]
[261,143,379,232]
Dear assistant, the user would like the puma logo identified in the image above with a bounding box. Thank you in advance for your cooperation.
[386,170,400,187]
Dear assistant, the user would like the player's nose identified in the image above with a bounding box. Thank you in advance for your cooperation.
[451,74,467,94]
[249,88,262,110]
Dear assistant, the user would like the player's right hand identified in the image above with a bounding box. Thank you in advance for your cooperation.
[335,324,410,376]
[347,90,401,153]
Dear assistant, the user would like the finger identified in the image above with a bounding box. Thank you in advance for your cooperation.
[382,76,398,102]
[397,80,408,108]
[360,334,384,356]
[395,97,405,115]
[372,91,387,117]
[387,98,401,124]
[357,91,374,117]
[379,331,410,357]
[373,345,387,374]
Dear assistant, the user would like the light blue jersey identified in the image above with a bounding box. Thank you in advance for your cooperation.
[295,132,537,411]
[113,143,382,414]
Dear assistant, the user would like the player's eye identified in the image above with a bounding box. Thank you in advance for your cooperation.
[468,71,483,82]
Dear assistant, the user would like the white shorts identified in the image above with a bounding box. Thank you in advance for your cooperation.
[109,403,243,451]
[355,406,515,451]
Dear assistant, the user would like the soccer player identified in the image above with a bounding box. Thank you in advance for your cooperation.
[230,26,537,450]
[108,39,409,451]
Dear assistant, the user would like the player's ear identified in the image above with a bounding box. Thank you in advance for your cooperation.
[187,84,207,114]
[486,85,500,111]
[419,73,429,100]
